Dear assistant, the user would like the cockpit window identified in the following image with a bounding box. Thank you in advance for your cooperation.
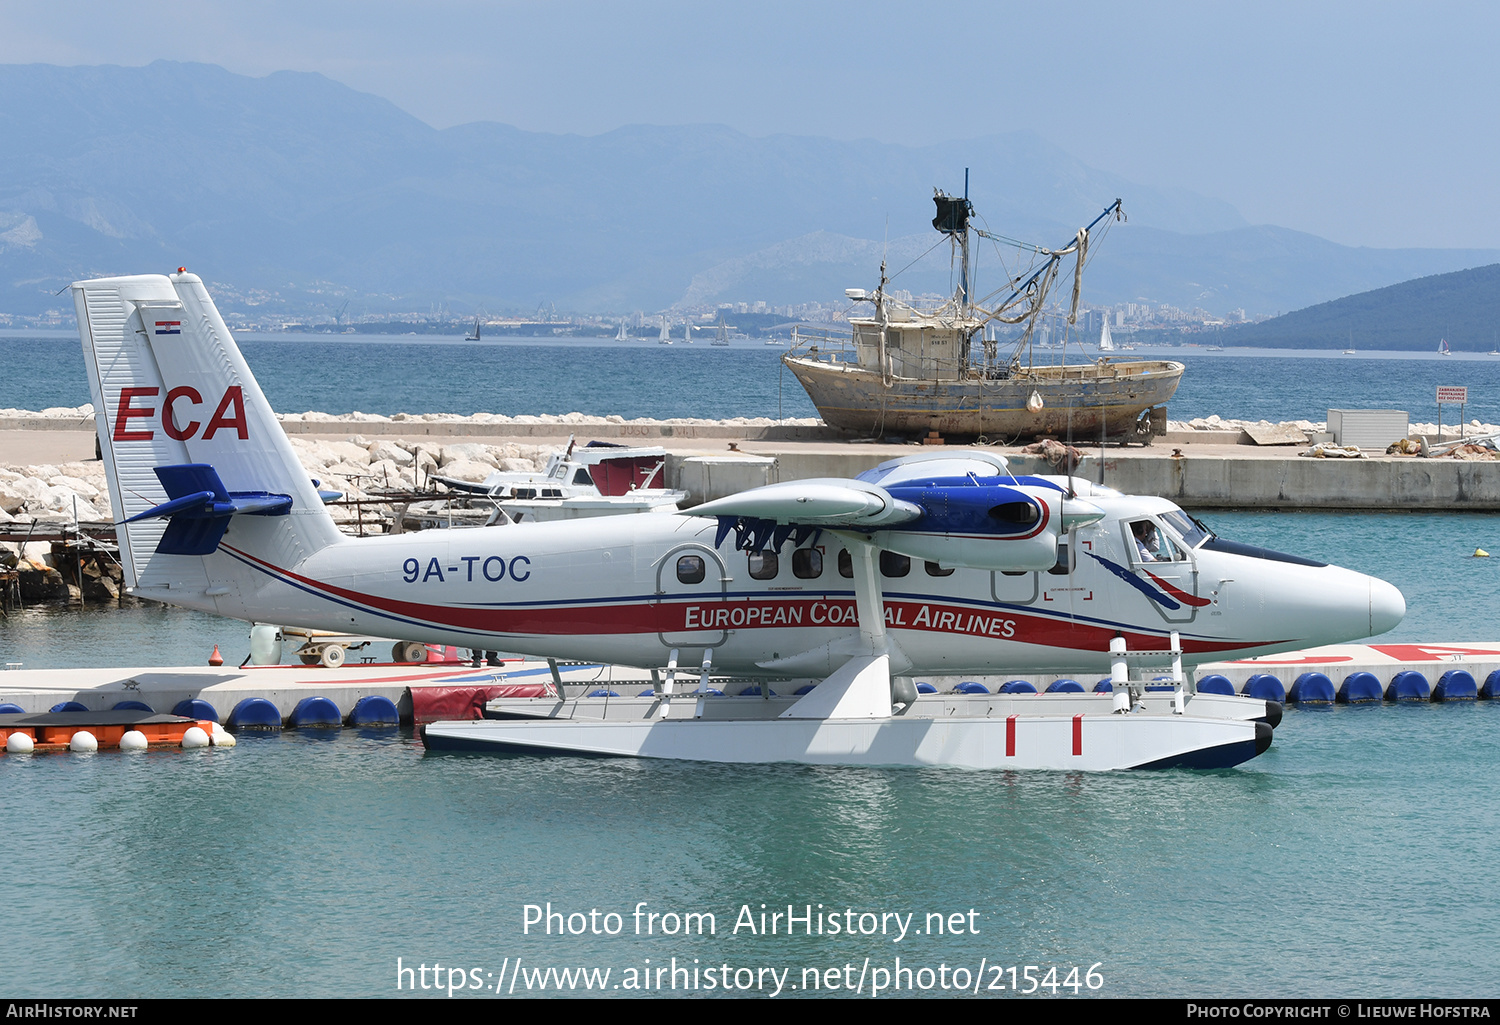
[1160,509,1210,549]
[1128,519,1185,564]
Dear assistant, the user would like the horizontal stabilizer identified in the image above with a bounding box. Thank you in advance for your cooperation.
[123,463,292,555]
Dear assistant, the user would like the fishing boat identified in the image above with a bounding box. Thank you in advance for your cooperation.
[781,186,1183,442]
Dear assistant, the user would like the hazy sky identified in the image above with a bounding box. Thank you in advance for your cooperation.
[4,1,1496,250]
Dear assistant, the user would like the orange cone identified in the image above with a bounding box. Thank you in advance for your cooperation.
[208,644,224,667]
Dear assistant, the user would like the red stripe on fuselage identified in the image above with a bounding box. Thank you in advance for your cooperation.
[1143,569,1213,607]
[223,545,1266,655]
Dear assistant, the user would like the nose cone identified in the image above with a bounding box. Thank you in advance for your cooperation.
[1369,577,1406,637]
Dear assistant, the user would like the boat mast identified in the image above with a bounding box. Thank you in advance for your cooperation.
[932,172,975,313]
[932,171,977,373]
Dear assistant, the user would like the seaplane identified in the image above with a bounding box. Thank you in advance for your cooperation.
[72,272,1406,770]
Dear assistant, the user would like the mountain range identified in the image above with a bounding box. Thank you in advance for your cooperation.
[1,61,1496,322]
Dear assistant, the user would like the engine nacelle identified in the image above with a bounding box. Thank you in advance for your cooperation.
[873,482,1101,572]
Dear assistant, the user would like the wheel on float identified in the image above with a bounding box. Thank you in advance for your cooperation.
[394,641,428,664]
[299,651,321,666]
[319,644,346,669]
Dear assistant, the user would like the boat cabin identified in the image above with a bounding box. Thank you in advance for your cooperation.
[850,312,974,382]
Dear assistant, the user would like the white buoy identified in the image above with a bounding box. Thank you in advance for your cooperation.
[7,732,34,754]
[70,730,99,753]
[181,726,210,749]
[211,723,237,748]
[119,730,149,752]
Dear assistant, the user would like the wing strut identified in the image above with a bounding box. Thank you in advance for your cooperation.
[779,540,894,720]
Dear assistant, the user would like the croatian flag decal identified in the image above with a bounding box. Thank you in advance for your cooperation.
[154,321,181,335]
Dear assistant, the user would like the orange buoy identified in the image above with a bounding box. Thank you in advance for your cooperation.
[208,644,224,667]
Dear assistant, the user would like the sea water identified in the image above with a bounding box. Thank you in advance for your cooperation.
[3,339,1500,998]
[3,510,1499,998]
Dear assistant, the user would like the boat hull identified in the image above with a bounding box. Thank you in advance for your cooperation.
[784,357,1184,438]
[421,714,1271,770]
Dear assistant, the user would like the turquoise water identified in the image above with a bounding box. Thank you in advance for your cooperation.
[3,511,1499,998]
[5,707,1496,998]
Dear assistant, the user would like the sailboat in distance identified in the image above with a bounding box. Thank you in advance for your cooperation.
[1099,318,1115,352]
[465,317,481,341]
[659,315,672,345]
[1439,337,1452,356]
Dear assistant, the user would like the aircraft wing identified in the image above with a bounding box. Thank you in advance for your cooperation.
[688,474,1104,572]
[690,479,921,528]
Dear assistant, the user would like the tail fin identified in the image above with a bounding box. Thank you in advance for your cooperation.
[73,272,341,598]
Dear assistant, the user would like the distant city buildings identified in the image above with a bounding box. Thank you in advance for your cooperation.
[0,281,1273,336]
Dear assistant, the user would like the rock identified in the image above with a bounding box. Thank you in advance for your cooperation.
[436,459,493,483]
[367,440,414,465]
[49,475,99,500]
[440,443,498,467]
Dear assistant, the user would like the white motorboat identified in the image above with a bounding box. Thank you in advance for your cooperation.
[431,437,686,523]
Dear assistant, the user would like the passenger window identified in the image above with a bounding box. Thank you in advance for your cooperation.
[924,561,954,577]
[676,555,706,584]
[838,549,853,578]
[880,551,910,577]
[748,551,779,580]
[792,548,823,579]
[571,468,593,486]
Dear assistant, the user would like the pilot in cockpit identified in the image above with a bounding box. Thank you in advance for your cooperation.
[1131,520,1163,562]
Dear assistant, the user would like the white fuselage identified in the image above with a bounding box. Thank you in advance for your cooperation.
[171,493,1401,677]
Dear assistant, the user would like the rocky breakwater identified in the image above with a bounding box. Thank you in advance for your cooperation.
[0,438,565,604]
[0,459,119,603]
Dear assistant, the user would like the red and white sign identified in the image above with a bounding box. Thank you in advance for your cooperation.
[1436,386,1468,404]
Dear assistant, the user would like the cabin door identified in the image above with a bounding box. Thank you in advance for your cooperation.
[655,543,730,648]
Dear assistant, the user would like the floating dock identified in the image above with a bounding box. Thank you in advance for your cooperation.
[1195,642,1500,702]
[0,658,643,730]
[0,640,1490,753]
